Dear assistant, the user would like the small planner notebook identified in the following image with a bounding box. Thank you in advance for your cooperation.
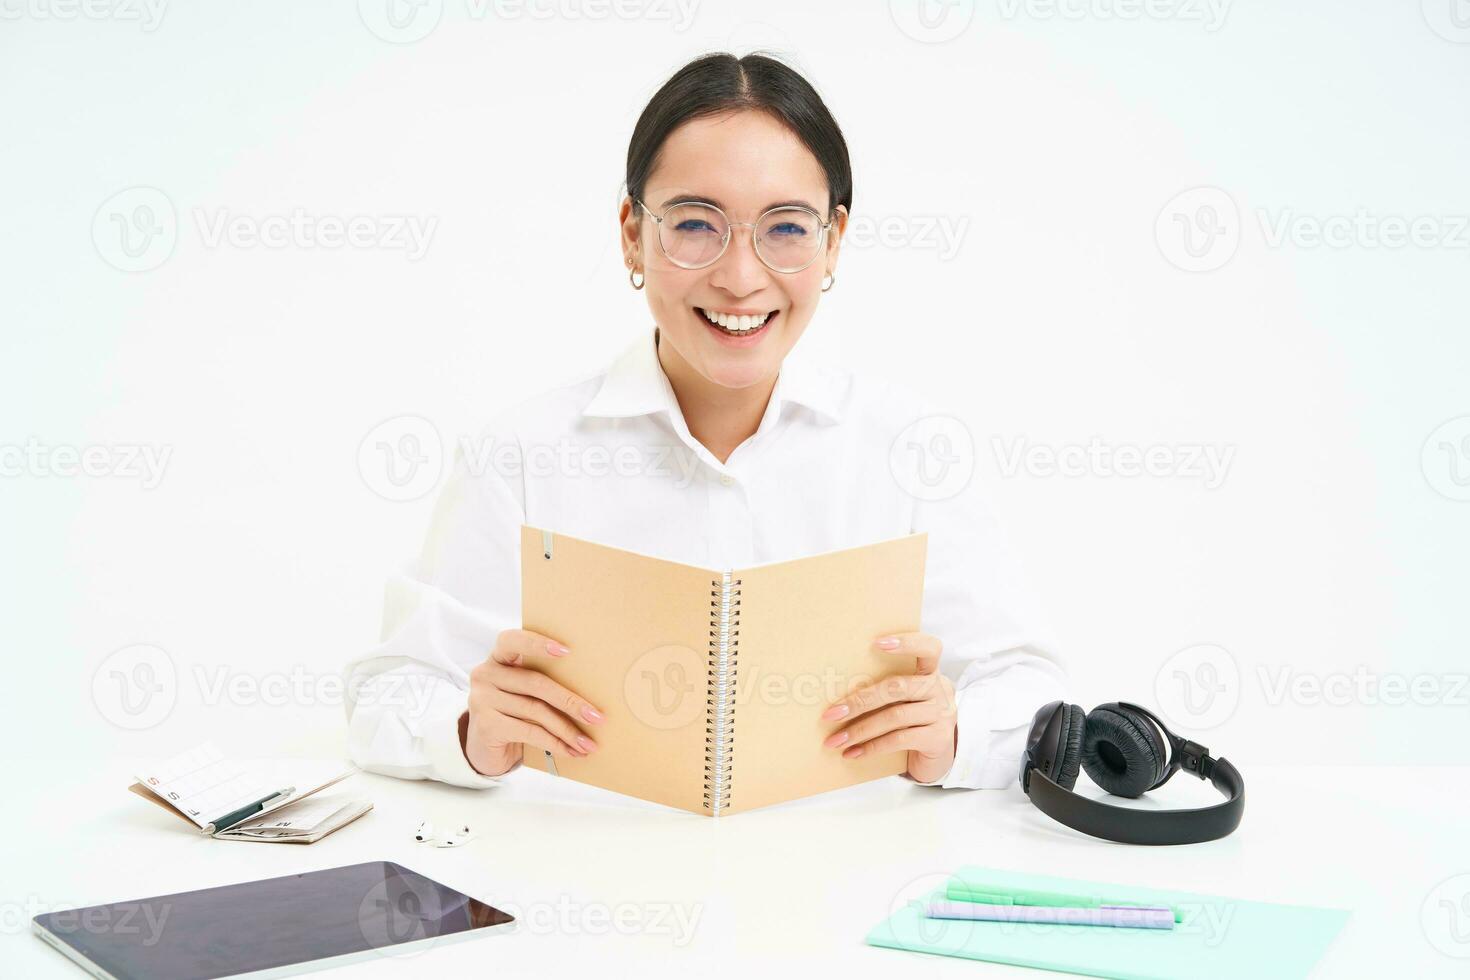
[128,743,371,843]
[866,866,1351,979]
[519,525,928,816]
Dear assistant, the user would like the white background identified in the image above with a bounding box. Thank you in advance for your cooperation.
[3,2,1468,779]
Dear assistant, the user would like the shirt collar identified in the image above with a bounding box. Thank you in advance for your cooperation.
[582,327,846,425]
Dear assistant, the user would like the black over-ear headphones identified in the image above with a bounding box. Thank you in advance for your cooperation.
[1019,701,1245,845]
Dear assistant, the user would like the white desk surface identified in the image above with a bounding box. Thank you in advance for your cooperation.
[4,759,1466,978]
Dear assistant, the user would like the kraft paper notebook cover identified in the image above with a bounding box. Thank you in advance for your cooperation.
[519,525,928,816]
[865,866,1350,979]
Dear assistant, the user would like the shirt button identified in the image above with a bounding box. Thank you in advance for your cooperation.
[719,474,735,487]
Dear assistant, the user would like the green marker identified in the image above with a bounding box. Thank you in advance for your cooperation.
[945,877,1184,924]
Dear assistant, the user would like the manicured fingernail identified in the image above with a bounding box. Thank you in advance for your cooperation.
[824,730,850,749]
[821,704,850,721]
[581,705,605,724]
[547,641,571,657]
[843,745,866,759]
[876,636,901,650]
[576,736,597,753]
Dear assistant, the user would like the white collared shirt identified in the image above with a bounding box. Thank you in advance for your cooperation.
[344,328,1068,790]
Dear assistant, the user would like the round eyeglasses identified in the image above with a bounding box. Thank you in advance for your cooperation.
[635,199,836,274]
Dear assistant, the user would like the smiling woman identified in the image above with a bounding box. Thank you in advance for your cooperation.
[344,51,1068,798]
[619,55,849,405]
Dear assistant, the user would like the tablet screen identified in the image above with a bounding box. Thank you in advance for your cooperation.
[33,861,514,979]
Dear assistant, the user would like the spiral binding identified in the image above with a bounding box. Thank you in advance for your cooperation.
[703,571,740,814]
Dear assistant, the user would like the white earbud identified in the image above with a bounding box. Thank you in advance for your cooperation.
[413,820,435,843]
[432,824,475,848]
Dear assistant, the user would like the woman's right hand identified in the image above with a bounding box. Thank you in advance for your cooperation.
[461,628,605,777]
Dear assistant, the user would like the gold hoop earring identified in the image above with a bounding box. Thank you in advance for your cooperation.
[629,267,645,290]
[821,273,835,292]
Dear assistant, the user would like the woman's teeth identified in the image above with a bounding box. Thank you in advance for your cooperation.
[701,308,772,334]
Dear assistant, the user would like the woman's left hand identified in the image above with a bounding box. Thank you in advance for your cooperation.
[821,632,957,784]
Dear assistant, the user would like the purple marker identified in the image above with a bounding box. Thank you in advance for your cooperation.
[924,900,1175,930]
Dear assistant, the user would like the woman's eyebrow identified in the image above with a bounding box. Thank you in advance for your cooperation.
[659,194,820,212]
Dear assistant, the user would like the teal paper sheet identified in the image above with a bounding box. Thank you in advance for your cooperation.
[866,866,1349,980]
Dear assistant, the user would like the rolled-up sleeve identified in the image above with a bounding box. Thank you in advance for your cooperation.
[908,476,1069,789]
[343,430,525,788]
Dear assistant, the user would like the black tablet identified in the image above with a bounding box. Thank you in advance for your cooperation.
[32,861,515,979]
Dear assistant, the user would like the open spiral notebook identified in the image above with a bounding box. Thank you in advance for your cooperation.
[128,743,370,843]
[518,525,928,816]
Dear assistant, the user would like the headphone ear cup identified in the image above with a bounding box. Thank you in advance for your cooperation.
[1081,703,1166,798]
[1050,703,1087,790]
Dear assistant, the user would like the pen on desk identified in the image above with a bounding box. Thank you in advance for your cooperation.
[202,787,296,836]
[925,900,1176,930]
[946,881,1183,923]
